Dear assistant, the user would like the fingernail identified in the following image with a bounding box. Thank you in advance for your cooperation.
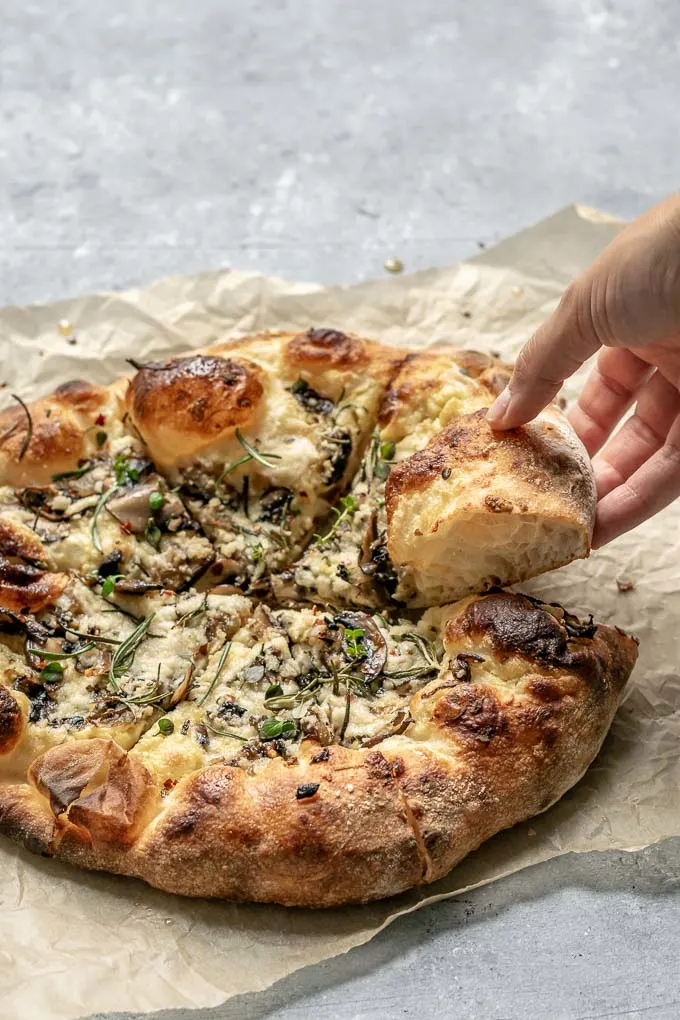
[487,389,511,427]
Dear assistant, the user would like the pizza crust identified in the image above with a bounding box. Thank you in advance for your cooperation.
[0,593,637,906]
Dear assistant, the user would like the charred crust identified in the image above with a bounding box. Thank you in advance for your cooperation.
[52,380,110,413]
[0,686,24,755]
[128,354,264,438]
[433,684,507,744]
[285,329,369,369]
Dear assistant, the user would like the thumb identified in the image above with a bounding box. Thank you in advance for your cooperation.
[487,285,601,429]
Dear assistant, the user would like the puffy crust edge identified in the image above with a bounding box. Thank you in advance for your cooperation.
[0,599,638,906]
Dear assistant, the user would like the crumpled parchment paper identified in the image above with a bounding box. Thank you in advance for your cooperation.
[2,205,679,1020]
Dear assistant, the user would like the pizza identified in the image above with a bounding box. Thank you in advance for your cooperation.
[0,328,638,906]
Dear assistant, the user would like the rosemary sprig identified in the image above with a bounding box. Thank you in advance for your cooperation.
[10,394,33,461]
[204,718,249,740]
[52,461,92,482]
[91,483,119,552]
[382,632,441,679]
[198,641,232,707]
[172,593,208,629]
[217,428,282,483]
[339,678,352,741]
[108,613,155,693]
[36,642,96,661]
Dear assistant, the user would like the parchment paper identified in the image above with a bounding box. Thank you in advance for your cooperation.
[2,205,679,1020]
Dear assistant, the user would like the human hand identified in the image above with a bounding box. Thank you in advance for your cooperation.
[487,194,680,547]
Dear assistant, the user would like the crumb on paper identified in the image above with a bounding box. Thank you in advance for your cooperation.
[384,257,404,274]
[462,310,471,319]
[511,285,524,297]
[616,578,636,593]
[477,241,486,249]
[58,319,73,337]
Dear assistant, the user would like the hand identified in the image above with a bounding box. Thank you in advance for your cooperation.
[487,194,680,547]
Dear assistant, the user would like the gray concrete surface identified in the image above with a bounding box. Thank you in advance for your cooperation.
[2,1,680,1018]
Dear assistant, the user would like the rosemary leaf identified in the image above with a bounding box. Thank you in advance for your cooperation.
[108,613,155,693]
[198,641,232,707]
[91,483,119,553]
[10,394,33,461]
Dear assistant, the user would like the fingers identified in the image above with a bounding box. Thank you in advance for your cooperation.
[593,369,680,499]
[567,348,653,456]
[593,410,680,547]
[487,285,601,429]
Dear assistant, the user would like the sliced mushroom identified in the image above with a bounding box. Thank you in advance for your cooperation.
[106,483,159,534]
[168,662,194,707]
[335,610,388,680]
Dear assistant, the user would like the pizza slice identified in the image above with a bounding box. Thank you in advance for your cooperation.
[124,329,403,593]
[3,590,636,905]
[275,347,508,607]
[278,347,595,608]
[0,379,215,592]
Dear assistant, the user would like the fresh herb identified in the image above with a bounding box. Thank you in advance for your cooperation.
[296,783,320,800]
[52,461,92,482]
[108,613,155,693]
[249,542,264,562]
[217,428,282,483]
[9,394,33,461]
[313,495,358,546]
[203,719,248,740]
[382,632,441,680]
[374,460,391,480]
[90,483,119,552]
[259,717,297,741]
[101,574,124,597]
[339,680,352,741]
[96,430,107,448]
[113,453,139,486]
[197,642,232,707]
[343,627,365,660]
[265,683,283,700]
[172,593,208,629]
[158,718,174,736]
[149,490,165,511]
[38,643,96,661]
[40,661,64,682]
[61,628,120,646]
[144,519,162,548]
[379,440,396,461]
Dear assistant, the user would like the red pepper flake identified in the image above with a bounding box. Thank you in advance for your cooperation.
[120,520,133,535]
[95,414,106,426]
[163,777,178,791]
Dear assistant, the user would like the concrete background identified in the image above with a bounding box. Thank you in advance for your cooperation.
[2,1,680,1018]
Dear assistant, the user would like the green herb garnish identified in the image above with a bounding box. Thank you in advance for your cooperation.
[144,519,162,548]
[40,661,64,682]
[38,643,96,661]
[90,483,119,552]
[9,394,33,462]
[52,461,92,482]
[96,430,107,448]
[197,641,232,707]
[313,495,358,546]
[265,683,283,700]
[157,718,174,736]
[343,627,365,660]
[259,717,297,741]
[217,428,282,483]
[113,453,139,486]
[101,574,124,597]
[250,543,264,562]
[149,491,164,511]
[108,613,155,693]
